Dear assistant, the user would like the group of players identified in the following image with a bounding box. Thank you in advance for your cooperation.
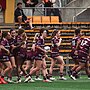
[0,28,90,84]
[69,29,90,80]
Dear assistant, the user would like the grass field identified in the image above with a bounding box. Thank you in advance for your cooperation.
[0,76,90,90]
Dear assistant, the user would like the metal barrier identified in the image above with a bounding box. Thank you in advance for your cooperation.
[23,7,90,22]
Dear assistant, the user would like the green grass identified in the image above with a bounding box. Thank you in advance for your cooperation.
[0,76,90,90]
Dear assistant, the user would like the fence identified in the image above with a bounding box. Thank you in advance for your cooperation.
[23,7,90,22]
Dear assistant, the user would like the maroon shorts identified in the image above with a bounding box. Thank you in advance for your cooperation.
[34,51,45,61]
[78,52,88,63]
[0,55,9,62]
[70,51,78,60]
[27,51,35,61]
[17,48,27,59]
[51,52,60,59]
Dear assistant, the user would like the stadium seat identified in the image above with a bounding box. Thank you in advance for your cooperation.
[41,16,51,24]
[32,16,42,24]
[50,16,60,24]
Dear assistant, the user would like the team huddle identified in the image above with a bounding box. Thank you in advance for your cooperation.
[0,28,90,84]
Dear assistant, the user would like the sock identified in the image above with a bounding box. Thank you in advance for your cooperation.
[1,76,4,78]
[43,76,46,80]
[88,75,90,78]
[60,73,63,77]
[72,71,77,76]
[17,76,21,81]
[48,74,52,78]
[7,76,12,80]
[46,74,50,79]
[36,75,39,79]
[70,70,73,74]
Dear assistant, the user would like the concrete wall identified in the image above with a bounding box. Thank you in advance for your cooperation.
[75,8,90,22]
[61,0,90,21]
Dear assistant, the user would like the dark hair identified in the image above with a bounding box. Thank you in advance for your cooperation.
[75,29,81,35]
[18,28,25,35]
[2,31,8,38]
[52,30,59,38]
[10,28,15,33]
[17,2,22,6]
[40,28,49,36]
[0,29,1,33]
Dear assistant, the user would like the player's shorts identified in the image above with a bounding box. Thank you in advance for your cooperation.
[9,52,15,57]
[17,48,27,60]
[78,52,88,63]
[51,52,60,59]
[0,55,9,62]
[34,51,45,61]
[70,51,79,60]
[26,51,35,61]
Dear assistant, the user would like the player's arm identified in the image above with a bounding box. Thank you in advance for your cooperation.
[31,33,39,51]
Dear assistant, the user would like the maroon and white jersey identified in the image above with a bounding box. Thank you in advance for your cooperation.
[79,38,90,56]
[51,36,61,58]
[15,35,27,57]
[33,36,45,60]
[35,36,45,53]
[71,36,81,51]
[51,36,60,53]
[1,38,10,50]
[70,36,81,59]
[16,35,22,45]
[35,36,45,49]
[0,38,10,61]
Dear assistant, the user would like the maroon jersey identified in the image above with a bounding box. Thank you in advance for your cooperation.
[15,35,27,58]
[0,38,10,61]
[51,37,60,53]
[71,36,81,51]
[35,36,45,53]
[79,38,90,55]
[1,38,10,50]
[35,36,45,48]
[78,38,90,63]
[51,37,60,58]
[71,36,81,59]
[8,38,16,52]
[34,36,45,60]
[16,35,22,45]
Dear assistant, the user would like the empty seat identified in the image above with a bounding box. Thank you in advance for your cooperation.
[32,16,41,24]
[50,16,60,24]
[41,16,51,24]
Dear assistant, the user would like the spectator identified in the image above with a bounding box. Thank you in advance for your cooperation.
[42,0,62,22]
[14,2,33,29]
[23,0,38,14]
[42,0,52,15]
